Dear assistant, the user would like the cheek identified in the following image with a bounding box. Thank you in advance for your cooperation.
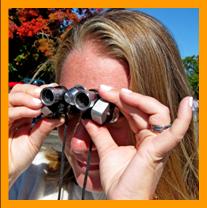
[108,121,133,146]
[58,123,92,152]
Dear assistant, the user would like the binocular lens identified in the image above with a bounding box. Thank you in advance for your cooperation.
[40,87,67,106]
[75,92,90,110]
[42,89,54,105]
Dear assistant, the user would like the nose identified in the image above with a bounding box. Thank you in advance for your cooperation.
[70,123,96,154]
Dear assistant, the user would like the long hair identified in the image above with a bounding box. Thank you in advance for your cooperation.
[50,9,198,199]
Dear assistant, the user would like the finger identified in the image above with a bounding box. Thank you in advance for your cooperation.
[9,106,41,125]
[152,96,193,157]
[99,85,121,106]
[119,88,171,126]
[29,118,65,150]
[135,129,156,149]
[99,85,149,130]
[40,83,58,89]
[81,120,118,157]
[115,111,148,134]
[9,92,42,109]
[11,118,32,129]
[10,84,43,98]
[10,123,32,138]
[9,118,32,136]
[120,103,149,131]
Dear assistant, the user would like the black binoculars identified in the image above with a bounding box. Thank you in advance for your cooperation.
[40,85,119,125]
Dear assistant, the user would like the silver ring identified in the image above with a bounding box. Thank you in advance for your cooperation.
[151,124,172,133]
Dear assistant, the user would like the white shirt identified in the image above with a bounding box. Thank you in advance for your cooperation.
[9,152,106,200]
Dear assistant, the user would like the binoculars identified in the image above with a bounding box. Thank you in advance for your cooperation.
[40,85,119,125]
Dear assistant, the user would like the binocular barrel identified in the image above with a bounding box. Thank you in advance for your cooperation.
[40,85,118,125]
[64,86,98,111]
[40,85,98,112]
[40,86,67,106]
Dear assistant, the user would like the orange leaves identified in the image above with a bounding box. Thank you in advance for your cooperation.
[67,12,79,23]
[36,38,55,57]
[49,10,66,22]
[48,9,79,23]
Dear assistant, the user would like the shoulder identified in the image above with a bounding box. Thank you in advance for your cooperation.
[9,151,51,199]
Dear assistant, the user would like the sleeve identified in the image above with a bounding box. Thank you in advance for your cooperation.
[9,152,49,200]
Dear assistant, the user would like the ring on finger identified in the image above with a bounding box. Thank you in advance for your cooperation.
[151,124,172,133]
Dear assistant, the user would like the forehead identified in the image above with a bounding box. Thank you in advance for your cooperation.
[59,42,129,90]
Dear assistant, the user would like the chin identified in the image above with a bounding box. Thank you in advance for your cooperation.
[65,152,103,192]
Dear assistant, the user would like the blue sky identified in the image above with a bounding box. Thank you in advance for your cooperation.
[134,8,199,58]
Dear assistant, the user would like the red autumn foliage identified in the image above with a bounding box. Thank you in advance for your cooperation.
[9,20,18,39]
[16,17,49,38]
[9,8,102,82]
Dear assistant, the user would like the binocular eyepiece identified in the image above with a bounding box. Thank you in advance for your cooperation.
[40,85,119,125]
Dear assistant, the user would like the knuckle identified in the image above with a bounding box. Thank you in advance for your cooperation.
[24,84,33,94]
[147,97,160,105]
[8,108,14,122]
[149,96,161,106]
[161,106,170,115]
[150,97,158,103]
[8,93,13,104]
[11,84,27,94]
[12,84,21,91]
[169,128,184,145]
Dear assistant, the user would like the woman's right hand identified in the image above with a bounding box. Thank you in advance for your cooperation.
[9,83,64,187]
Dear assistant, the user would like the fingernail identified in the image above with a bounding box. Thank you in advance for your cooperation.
[121,88,132,94]
[47,83,58,87]
[100,84,113,91]
[192,99,198,111]
[34,87,42,95]
[188,97,193,108]
[32,98,42,105]
[56,118,65,127]
[60,117,65,123]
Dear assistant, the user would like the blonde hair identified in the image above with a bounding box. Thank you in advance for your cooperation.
[53,9,198,199]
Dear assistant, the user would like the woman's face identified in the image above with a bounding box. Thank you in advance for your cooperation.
[58,41,133,192]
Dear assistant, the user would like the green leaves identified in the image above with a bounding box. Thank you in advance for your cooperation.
[182,55,199,99]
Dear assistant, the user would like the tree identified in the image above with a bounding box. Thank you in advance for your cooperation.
[182,55,199,99]
[9,8,101,83]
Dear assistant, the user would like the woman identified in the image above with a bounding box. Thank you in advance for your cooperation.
[9,9,198,200]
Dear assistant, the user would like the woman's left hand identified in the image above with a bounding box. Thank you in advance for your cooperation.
[82,85,193,200]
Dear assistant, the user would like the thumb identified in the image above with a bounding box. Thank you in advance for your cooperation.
[29,118,64,151]
[82,120,117,158]
[152,96,193,157]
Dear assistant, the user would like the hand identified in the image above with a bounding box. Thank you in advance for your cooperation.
[82,85,193,199]
[9,83,64,187]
